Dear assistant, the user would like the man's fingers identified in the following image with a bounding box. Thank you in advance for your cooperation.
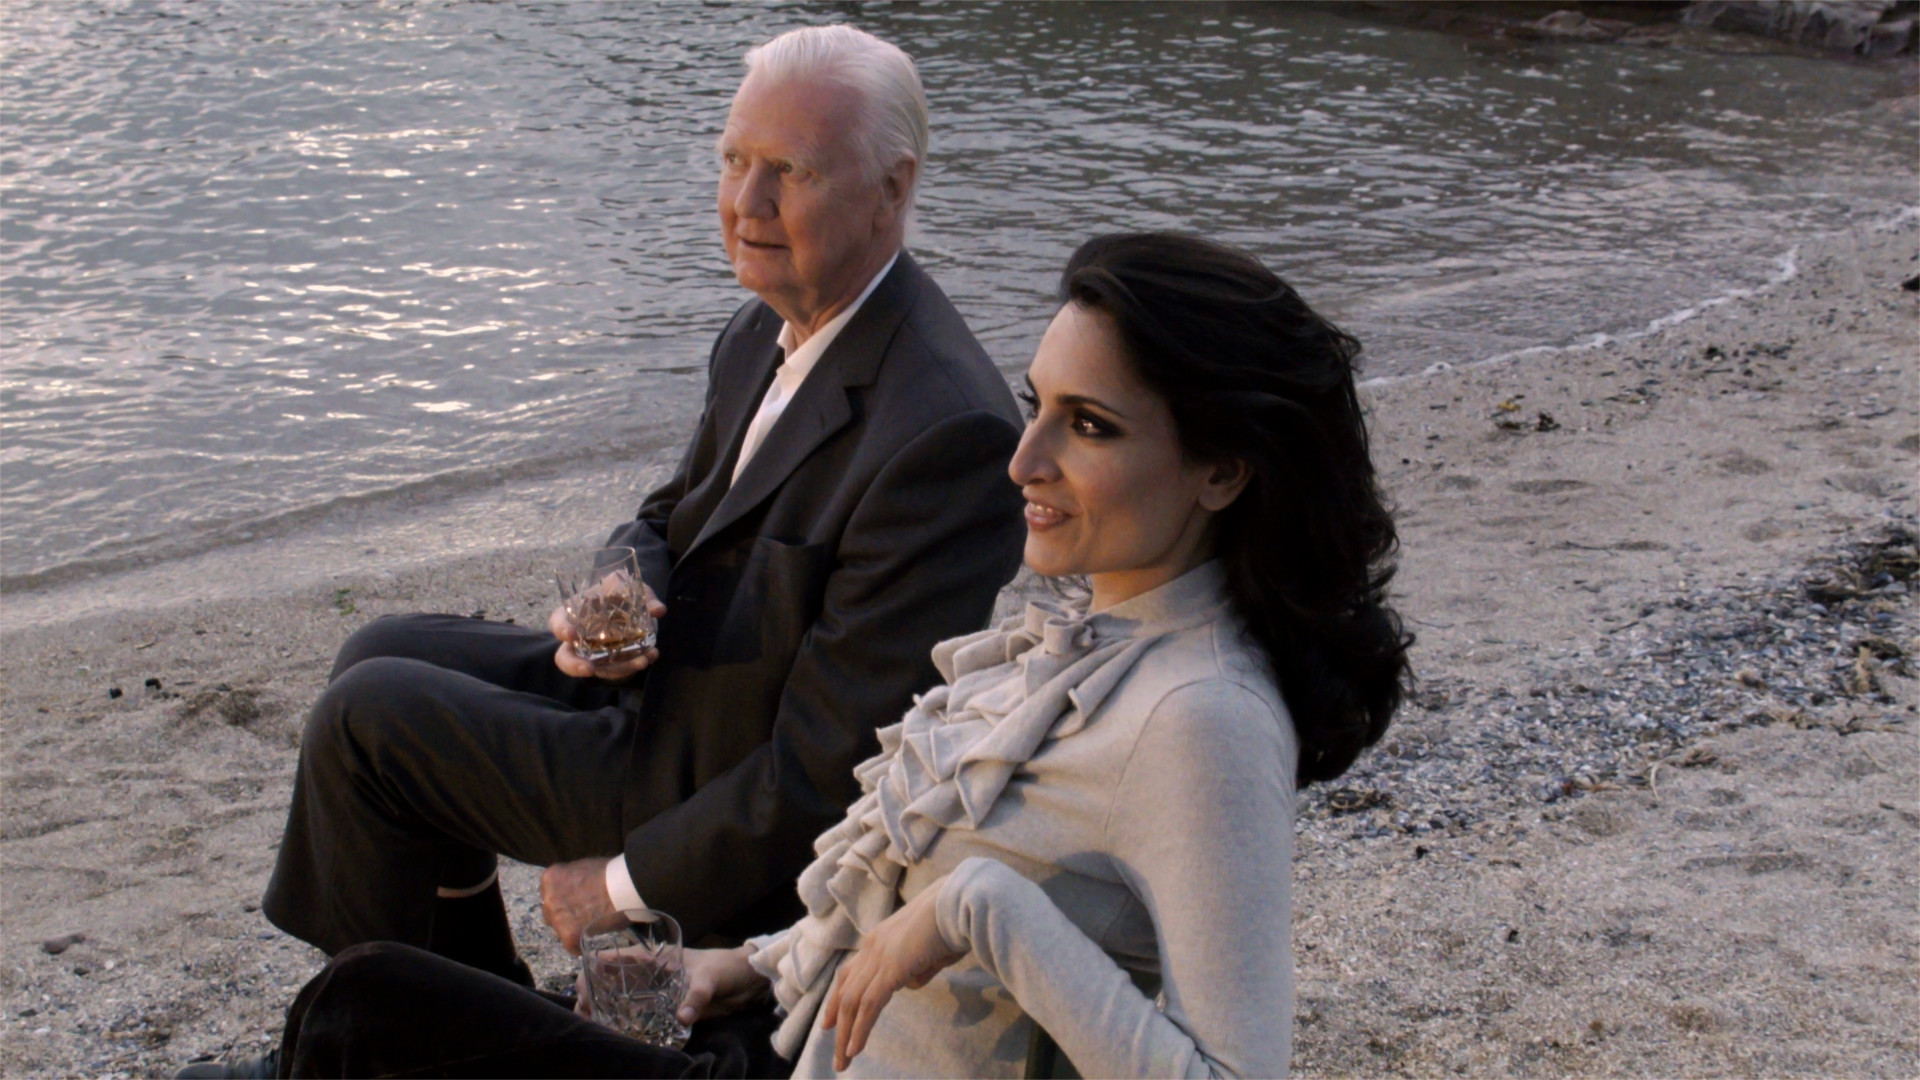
[553,644,658,681]
[553,643,594,678]
[640,584,667,619]
[599,649,657,677]
[538,868,561,926]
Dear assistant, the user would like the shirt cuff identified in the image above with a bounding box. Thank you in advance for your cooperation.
[605,854,649,919]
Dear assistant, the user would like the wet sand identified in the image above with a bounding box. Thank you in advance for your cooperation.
[1,212,1914,1077]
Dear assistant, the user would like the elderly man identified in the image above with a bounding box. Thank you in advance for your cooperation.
[258,23,1023,996]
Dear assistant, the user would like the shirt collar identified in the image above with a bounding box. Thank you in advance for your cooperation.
[772,251,900,380]
[1067,559,1232,644]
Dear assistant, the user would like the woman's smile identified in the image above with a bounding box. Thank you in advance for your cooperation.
[1022,498,1069,531]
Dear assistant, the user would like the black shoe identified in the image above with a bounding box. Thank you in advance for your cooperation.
[175,1048,279,1079]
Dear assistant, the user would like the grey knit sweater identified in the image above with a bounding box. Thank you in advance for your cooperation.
[753,562,1299,1079]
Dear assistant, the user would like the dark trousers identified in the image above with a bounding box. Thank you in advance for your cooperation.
[263,614,635,962]
[279,942,787,1078]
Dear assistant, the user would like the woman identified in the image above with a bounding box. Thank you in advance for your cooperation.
[189,232,1409,1079]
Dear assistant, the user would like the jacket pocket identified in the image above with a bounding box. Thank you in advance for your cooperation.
[679,536,832,669]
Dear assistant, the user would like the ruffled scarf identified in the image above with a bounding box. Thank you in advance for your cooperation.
[749,563,1228,1059]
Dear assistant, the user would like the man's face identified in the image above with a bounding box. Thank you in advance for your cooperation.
[717,71,896,329]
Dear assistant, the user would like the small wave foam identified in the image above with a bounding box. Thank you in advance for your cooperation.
[1358,203,1917,392]
[0,428,684,594]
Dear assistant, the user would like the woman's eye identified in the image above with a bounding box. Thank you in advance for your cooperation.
[1015,389,1039,421]
[1071,412,1115,438]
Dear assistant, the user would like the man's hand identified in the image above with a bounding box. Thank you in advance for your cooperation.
[820,879,966,1070]
[541,856,622,956]
[550,583,668,681]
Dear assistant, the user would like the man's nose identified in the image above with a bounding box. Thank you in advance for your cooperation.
[731,162,779,220]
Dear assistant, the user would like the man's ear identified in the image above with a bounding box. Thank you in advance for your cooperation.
[876,156,918,225]
[1197,458,1251,512]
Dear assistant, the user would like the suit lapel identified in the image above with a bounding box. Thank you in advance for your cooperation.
[685,253,922,559]
[667,309,781,556]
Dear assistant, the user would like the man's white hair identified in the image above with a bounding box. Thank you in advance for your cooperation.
[743,25,929,205]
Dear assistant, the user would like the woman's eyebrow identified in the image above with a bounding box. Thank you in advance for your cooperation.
[1057,393,1127,420]
[1026,376,1128,420]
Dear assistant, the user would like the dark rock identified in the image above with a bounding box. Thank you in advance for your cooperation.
[41,932,86,955]
[144,677,162,690]
[1510,479,1589,495]
[1327,788,1392,814]
[180,686,271,730]
[1683,1,1914,56]
[1522,10,1636,41]
[107,687,122,699]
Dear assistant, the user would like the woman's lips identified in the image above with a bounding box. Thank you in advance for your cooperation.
[1024,500,1068,531]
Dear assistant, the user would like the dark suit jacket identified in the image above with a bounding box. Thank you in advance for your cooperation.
[604,252,1025,943]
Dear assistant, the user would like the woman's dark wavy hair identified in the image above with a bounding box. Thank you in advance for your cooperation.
[1061,232,1412,785]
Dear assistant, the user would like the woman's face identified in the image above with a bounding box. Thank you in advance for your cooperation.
[1010,304,1246,611]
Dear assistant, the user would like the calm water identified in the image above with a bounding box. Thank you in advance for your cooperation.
[3,1,1914,587]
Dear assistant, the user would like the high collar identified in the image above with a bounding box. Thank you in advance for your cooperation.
[1039,559,1231,647]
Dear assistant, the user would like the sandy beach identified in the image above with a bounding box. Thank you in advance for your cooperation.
[2,208,1914,1077]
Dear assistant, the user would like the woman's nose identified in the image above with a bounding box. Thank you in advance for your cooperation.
[1008,421,1059,487]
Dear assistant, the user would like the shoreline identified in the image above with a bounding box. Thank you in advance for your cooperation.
[9,197,1914,610]
[1,212,1915,1076]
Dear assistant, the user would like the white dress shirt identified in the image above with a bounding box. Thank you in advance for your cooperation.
[604,251,899,920]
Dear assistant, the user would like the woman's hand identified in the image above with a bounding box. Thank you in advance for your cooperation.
[678,945,771,1026]
[574,946,769,1026]
[821,880,967,1071]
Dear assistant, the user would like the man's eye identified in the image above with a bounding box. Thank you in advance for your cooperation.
[777,162,795,176]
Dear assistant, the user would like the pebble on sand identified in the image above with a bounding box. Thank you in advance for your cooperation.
[40,932,86,955]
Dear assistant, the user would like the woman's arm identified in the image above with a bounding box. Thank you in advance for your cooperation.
[935,678,1298,1079]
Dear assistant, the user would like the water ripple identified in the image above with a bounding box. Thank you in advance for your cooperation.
[1,1,1912,583]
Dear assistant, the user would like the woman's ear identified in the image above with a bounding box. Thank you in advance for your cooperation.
[1198,458,1251,512]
